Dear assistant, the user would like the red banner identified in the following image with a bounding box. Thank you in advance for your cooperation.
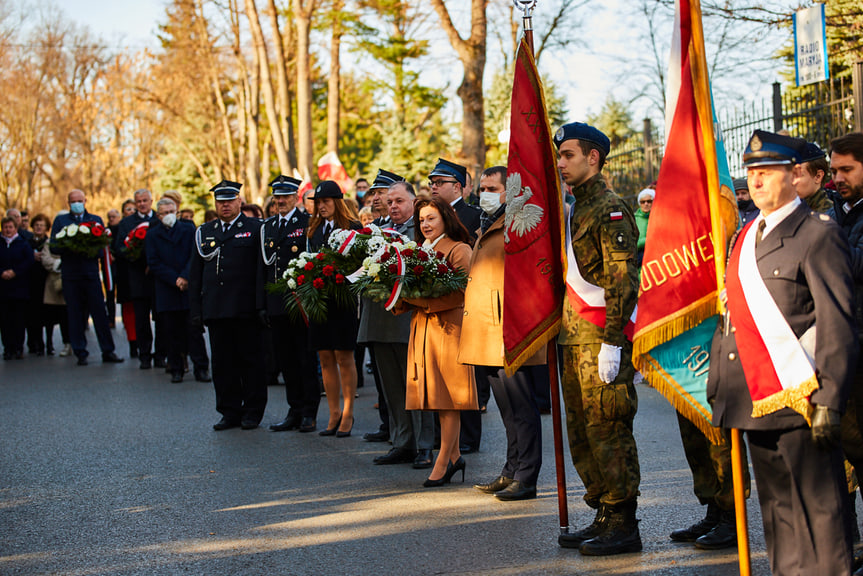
[502,38,566,376]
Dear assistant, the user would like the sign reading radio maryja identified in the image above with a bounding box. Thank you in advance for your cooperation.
[793,4,829,87]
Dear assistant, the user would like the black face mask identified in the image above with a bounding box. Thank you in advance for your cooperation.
[737,199,754,212]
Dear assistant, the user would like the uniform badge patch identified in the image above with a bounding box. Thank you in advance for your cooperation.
[209,241,215,247]
[292,245,298,252]
[615,232,626,248]
[234,231,251,238]
[609,211,623,221]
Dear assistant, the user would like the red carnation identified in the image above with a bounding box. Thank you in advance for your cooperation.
[313,277,325,289]
[316,253,325,261]
[322,265,335,276]
[92,225,103,237]
[436,251,445,259]
[335,274,345,284]
[304,262,315,271]
[134,227,147,239]
[447,262,455,271]
[437,264,449,274]
[412,265,424,275]
[402,248,414,257]
[360,227,372,234]
[297,275,306,285]
[388,263,399,274]
[416,251,429,262]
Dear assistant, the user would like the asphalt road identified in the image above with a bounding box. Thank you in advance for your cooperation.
[1,332,776,575]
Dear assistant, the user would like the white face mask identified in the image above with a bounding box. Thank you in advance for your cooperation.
[161,213,177,228]
[479,192,502,215]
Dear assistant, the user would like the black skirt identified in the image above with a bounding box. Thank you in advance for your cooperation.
[307,298,358,351]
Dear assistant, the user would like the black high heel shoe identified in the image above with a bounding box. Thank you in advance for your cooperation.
[422,457,466,488]
[335,417,353,438]
[319,415,342,436]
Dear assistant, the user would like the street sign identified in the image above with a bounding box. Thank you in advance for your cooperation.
[793,4,829,87]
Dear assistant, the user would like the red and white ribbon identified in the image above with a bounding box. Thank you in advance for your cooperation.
[383,245,405,311]
[337,230,358,255]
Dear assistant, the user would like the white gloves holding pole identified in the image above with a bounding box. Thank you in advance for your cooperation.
[597,343,622,384]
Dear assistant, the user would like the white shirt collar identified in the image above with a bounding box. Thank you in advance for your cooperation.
[450,197,462,208]
[280,208,297,222]
[3,233,18,246]
[755,197,801,240]
[843,197,863,214]
[221,214,241,229]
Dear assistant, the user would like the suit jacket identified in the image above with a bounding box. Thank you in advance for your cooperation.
[49,211,104,280]
[261,210,310,316]
[357,217,415,344]
[189,214,265,322]
[453,198,482,240]
[114,211,160,300]
[145,220,195,313]
[0,235,34,300]
[707,204,858,430]
[457,211,545,368]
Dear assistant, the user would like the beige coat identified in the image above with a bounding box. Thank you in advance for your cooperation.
[400,237,477,411]
[41,245,65,306]
[457,214,546,368]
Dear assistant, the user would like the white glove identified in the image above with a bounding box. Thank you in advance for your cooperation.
[597,343,622,384]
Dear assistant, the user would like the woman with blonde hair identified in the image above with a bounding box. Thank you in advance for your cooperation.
[307,181,362,437]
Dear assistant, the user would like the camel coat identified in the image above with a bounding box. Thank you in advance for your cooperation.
[456,213,546,368]
[401,237,478,411]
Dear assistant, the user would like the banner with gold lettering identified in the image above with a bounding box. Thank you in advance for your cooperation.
[502,37,566,376]
[632,0,737,443]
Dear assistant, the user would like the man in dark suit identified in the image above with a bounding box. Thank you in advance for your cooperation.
[114,188,162,370]
[189,180,267,431]
[428,158,481,240]
[49,190,123,366]
[261,175,320,433]
[145,198,209,383]
[708,130,857,575]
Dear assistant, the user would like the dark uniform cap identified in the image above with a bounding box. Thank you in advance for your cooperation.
[211,179,242,201]
[732,178,749,192]
[743,130,807,167]
[553,122,611,156]
[314,180,343,199]
[799,142,826,164]
[270,175,302,196]
[369,169,405,191]
[428,158,467,187]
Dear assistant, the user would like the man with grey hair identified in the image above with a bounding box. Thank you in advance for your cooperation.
[113,188,162,370]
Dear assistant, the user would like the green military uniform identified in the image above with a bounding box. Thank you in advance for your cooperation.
[805,187,833,213]
[558,173,640,509]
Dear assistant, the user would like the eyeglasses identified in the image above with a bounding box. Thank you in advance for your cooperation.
[428,179,457,188]
[639,199,653,204]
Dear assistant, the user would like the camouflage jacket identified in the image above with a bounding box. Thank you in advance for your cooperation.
[559,173,638,346]
[805,187,832,213]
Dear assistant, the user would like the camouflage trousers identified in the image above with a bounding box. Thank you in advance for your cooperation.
[561,342,640,508]
[676,412,750,511]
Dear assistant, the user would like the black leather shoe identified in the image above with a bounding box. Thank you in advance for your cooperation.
[694,512,737,550]
[298,417,317,433]
[77,356,88,366]
[102,352,124,363]
[494,480,537,501]
[363,429,389,442]
[373,447,417,465]
[194,369,212,382]
[270,414,302,431]
[474,475,513,494]
[153,358,167,369]
[170,372,183,383]
[241,420,259,430]
[213,418,240,431]
[412,449,433,469]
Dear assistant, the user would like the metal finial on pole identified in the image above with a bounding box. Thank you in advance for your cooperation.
[513,0,537,52]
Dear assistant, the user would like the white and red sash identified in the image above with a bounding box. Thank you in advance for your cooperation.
[564,206,636,339]
[725,219,818,420]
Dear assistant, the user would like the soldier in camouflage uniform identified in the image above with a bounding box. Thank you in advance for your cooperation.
[553,122,642,556]
[797,142,833,213]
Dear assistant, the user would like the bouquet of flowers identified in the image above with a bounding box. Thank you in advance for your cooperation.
[351,238,468,310]
[122,222,150,261]
[52,221,112,258]
[268,250,354,323]
[327,224,404,272]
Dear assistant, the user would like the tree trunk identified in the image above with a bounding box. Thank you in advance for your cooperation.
[266,0,296,173]
[294,0,316,181]
[326,0,342,154]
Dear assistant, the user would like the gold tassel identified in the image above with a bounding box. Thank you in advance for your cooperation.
[503,316,561,377]
[632,293,720,358]
[750,375,818,425]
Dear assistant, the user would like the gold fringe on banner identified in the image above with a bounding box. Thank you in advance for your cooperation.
[632,292,720,358]
[635,352,724,445]
[751,375,818,425]
[503,314,561,377]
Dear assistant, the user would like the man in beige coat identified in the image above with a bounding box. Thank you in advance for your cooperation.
[458,166,546,501]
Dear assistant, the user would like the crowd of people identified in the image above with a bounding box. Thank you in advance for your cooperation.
[4,124,863,575]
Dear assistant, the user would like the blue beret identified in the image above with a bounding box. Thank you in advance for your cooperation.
[553,122,611,156]
[428,158,467,187]
[314,180,343,199]
[269,175,301,195]
[210,179,242,201]
[798,142,826,164]
[743,130,806,167]
[369,169,405,191]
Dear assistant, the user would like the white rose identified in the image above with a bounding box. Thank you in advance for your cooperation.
[367,263,381,277]
[56,229,67,239]
[363,257,372,267]
[405,241,417,250]
[368,224,381,235]
[287,279,297,289]
[67,224,78,237]
[297,258,307,268]
[79,225,90,235]
[300,251,313,259]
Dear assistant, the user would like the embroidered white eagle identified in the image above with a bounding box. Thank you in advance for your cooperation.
[505,171,544,242]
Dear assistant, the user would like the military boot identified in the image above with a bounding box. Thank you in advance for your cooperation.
[670,502,720,542]
[579,501,642,556]
[694,508,737,550]
[558,505,608,549]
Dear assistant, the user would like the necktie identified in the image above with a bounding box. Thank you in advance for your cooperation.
[222,222,229,234]
[755,220,766,248]
[324,222,332,238]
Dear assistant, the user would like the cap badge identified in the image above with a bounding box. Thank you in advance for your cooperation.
[554,127,564,142]
[750,134,762,151]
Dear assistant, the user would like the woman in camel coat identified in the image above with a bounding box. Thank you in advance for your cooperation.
[398,196,477,487]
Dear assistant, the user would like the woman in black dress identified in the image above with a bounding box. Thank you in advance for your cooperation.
[307,181,361,437]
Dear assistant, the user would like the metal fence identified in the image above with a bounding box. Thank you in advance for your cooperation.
[605,60,863,201]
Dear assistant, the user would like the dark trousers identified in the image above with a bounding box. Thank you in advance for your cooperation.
[158,310,189,375]
[748,427,853,575]
[478,365,542,485]
[45,304,69,350]
[369,347,388,433]
[63,277,115,358]
[271,315,320,419]
[374,342,433,451]
[25,300,46,353]
[0,298,27,355]
[207,318,267,423]
[188,324,208,372]
[133,298,154,361]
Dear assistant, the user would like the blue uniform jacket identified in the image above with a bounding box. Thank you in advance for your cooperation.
[0,235,34,300]
[49,212,105,280]
[145,219,196,313]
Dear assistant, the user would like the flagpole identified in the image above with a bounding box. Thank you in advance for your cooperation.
[688,0,750,573]
[513,0,570,538]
